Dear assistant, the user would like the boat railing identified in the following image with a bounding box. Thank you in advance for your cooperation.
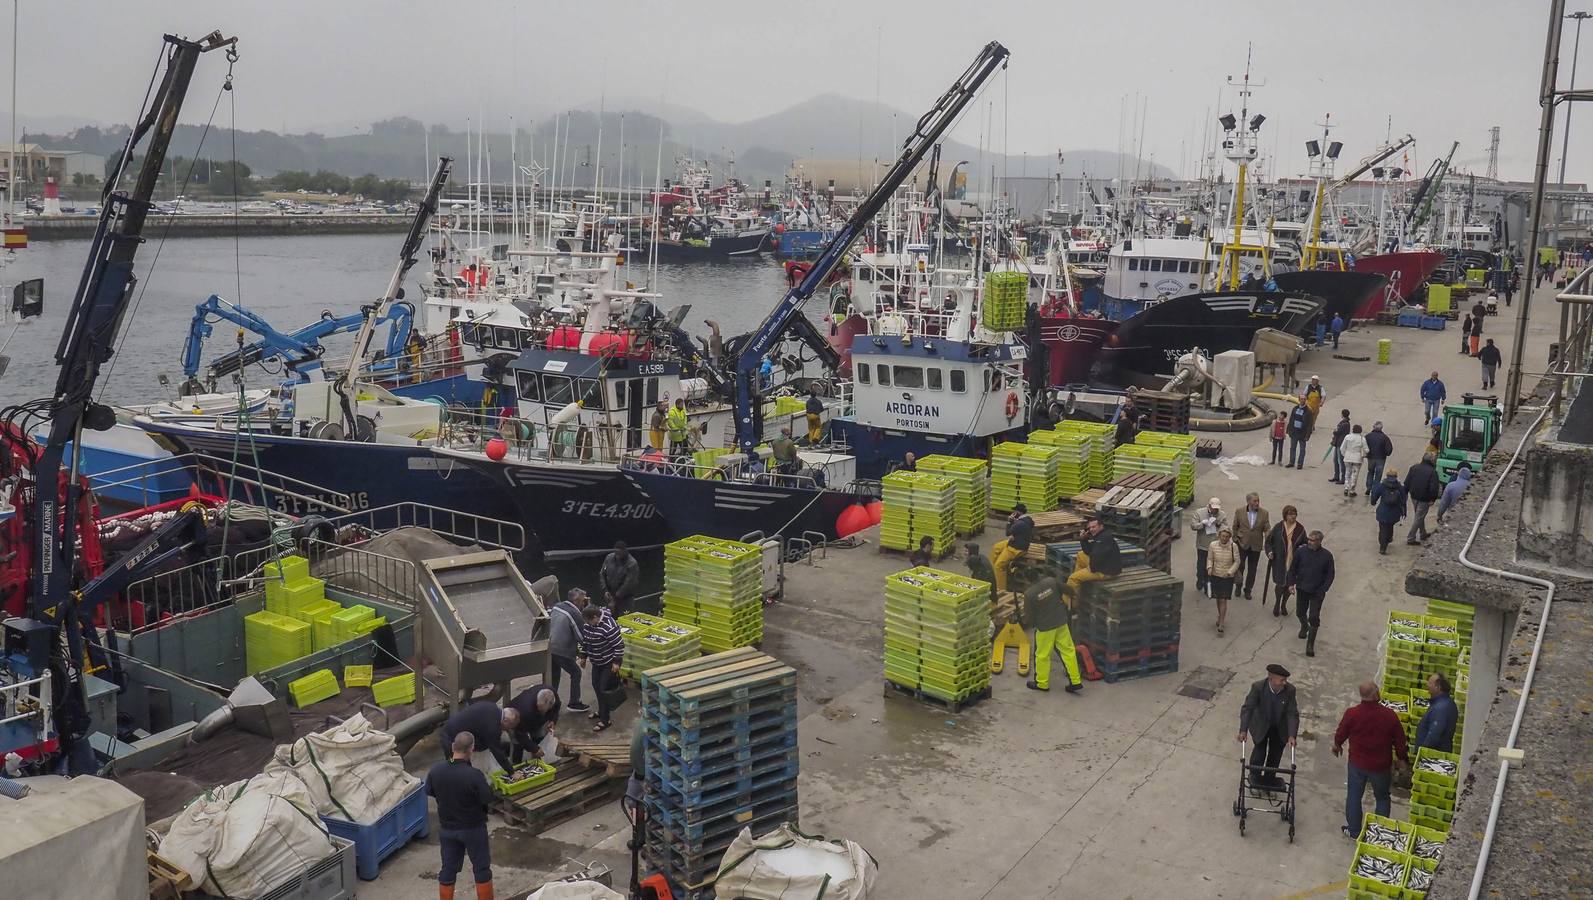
[0,669,50,734]
[294,538,420,610]
[436,405,637,466]
[318,502,525,553]
[87,451,353,515]
[116,555,234,637]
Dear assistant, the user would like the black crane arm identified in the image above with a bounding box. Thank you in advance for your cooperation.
[730,41,1009,452]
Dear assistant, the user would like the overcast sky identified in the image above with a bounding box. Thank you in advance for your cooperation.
[2,0,1578,182]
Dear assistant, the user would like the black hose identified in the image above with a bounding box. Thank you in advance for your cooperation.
[1189,400,1275,433]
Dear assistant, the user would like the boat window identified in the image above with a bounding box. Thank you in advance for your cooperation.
[613,379,628,409]
[1129,258,1140,271]
[983,368,993,392]
[1178,260,1190,273]
[857,363,871,384]
[1152,259,1164,272]
[495,326,517,348]
[543,374,574,407]
[522,330,538,349]
[877,366,891,386]
[460,323,479,345]
[893,366,924,389]
[477,327,494,349]
[857,268,872,283]
[950,369,966,392]
[516,371,540,402]
[645,378,659,405]
[579,378,604,410]
[927,367,943,390]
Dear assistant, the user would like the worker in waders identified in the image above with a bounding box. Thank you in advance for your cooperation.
[666,398,689,457]
[989,502,1034,592]
[648,399,668,451]
[805,386,825,443]
[1064,514,1123,602]
[1025,572,1083,694]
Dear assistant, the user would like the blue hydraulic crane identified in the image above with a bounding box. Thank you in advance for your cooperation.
[731,41,1010,454]
[179,295,414,393]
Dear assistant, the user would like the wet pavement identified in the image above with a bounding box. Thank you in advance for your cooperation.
[366,287,1557,898]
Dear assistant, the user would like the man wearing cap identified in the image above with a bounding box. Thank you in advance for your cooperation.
[1239,664,1299,790]
[1188,497,1224,595]
[1025,569,1083,695]
[1302,375,1325,425]
[990,503,1034,592]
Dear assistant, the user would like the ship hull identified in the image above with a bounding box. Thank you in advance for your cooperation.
[1272,270,1388,322]
[1095,291,1325,381]
[1036,315,1119,386]
[621,467,864,543]
[646,230,769,261]
[1353,250,1445,309]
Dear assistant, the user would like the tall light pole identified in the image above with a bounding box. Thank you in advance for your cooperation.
[1559,11,1592,188]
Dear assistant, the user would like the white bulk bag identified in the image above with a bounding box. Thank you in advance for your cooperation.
[528,882,625,900]
[712,824,877,900]
[160,770,336,899]
[263,712,420,823]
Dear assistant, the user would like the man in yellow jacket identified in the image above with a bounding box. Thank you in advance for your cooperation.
[666,399,689,456]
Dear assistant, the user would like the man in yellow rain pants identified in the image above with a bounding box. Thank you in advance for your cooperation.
[969,542,1029,675]
[989,503,1034,592]
[1065,515,1123,601]
[804,387,825,443]
[1025,571,1082,694]
[666,398,689,456]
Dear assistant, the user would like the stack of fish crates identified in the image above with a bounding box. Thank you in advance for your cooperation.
[244,611,311,674]
[908,473,958,557]
[1134,431,1196,505]
[1410,747,1460,836]
[1054,421,1116,487]
[661,536,764,653]
[882,567,992,710]
[990,441,1062,512]
[916,455,988,536]
[1074,566,1182,683]
[1425,599,1475,650]
[641,649,799,900]
[1029,430,1091,499]
[1421,614,1463,736]
[1350,815,1422,899]
[1382,611,1427,742]
[879,471,916,551]
[981,271,1028,332]
[618,613,702,680]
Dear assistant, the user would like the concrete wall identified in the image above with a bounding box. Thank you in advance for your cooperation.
[1516,427,1593,571]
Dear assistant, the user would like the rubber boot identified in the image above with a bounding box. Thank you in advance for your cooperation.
[439,885,455,900]
[1297,623,1309,639]
[475,882,494,900]
[1305,628,1318,657]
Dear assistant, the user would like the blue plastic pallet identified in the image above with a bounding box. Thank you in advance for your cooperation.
[320,783,430,880]
[647,752,800,803]
[648,789,799,841]
[641,701,797,746]
[644,727,798,774]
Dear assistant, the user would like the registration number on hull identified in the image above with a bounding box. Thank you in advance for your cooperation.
[559,500,657,519]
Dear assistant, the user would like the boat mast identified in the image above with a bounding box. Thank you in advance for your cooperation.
[1216,50,1266,290]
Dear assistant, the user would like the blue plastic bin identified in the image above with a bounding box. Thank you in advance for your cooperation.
[320,783,430,880]
[1397,308,1424,328]
[1419,315,1448,331]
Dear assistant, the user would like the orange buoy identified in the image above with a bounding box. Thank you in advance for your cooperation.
[485,437,509,461]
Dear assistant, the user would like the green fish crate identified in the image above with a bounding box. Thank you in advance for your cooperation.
[1349,842,1410,897]
[490,759,557,796]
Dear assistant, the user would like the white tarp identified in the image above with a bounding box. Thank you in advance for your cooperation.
[528,882,624,900]
[712,824,878,900]
[160,770,337,899]
[263,712,420,823]
[0,775,146,900]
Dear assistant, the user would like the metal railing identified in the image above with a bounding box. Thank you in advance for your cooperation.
[435,404,638,466]
[320,502,525,553]
[295,539,420,610]
[116,556,233,636]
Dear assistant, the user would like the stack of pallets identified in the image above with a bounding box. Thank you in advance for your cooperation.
[1043,539,1146,573]
[916,455,989,536]
[990,441,1062,512]
[1054,421,1116,486]
[1108,472,1175,514]
[1131,389,1191,434]
[661,537,764,653]
[1030,430,1092,499]
[1092,485,1173,573]
[1110,444,1184,503]
[1074,566,1182,683]
[1133,432,1196,505]
[883,567,992,711]
[642,650,800,900]
[1026,508,1088,543]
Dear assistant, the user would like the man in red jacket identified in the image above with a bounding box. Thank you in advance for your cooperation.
[1333,681,1410,840]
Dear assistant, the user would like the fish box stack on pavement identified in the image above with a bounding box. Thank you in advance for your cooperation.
[883,567,992,711]
[1111,443,1186,506]
[1093,485,1173,573]
[1409,746,1461,836]
[981,271,1027,331]
[917,455,989,536]
[1382,611,1427,738]
[879,471,915,551]
[1029,429,1091,500]
[1350,815,1418,899]
[662,537,764,653]
[1134,431,1196,505]
[1377,338,1392,365]
[1054,420,1116,487]
[990,441,1062,513]
[641,649,800,900]
[908,473,958,557]
[1074,566,1182,683]
[618,613,702,680]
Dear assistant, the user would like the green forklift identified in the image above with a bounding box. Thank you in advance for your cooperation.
[1436,393,1503,483]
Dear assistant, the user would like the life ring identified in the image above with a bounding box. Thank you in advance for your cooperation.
[1004,391,1020,420]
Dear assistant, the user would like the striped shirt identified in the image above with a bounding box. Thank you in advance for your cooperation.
[580,609,624,667]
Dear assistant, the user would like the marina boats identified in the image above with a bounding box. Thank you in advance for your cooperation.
[643,157,771,260]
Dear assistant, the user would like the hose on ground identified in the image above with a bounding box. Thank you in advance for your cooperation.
[1189,400,1274,432]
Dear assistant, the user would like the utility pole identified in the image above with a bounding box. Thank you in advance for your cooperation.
[1504,0,1567,422]
[1486,126,1501,181]
[1559,11,1591,187]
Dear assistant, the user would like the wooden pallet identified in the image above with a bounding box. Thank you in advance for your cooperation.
[1028,508,1087,541]
[148,851,189,900]
[558,735,635,778]
[883,680,992,713]
[1195,438,1223,459]
[497,757,628,833]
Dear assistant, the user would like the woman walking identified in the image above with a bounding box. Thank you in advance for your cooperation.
[1459,313,1473,355]
[1339,424,1369,498]
[1265,506,1308,618]
[1206,528,1241,635]
[1370,468,1408,555]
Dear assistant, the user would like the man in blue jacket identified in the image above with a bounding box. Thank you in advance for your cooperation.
[1420,372,1447,424]
[1414,673,1459,753]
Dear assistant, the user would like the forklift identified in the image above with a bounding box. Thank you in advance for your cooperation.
[1436,393,1503,483]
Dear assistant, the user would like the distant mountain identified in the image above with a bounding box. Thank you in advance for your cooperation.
[21,94,1169,192]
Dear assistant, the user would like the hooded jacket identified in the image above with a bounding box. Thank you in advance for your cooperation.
[1371,475,1408,524]
[1405,461,1443,503]
[1438,469,1473,518]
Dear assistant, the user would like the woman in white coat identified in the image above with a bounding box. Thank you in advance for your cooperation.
[1339,424,1369,498]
